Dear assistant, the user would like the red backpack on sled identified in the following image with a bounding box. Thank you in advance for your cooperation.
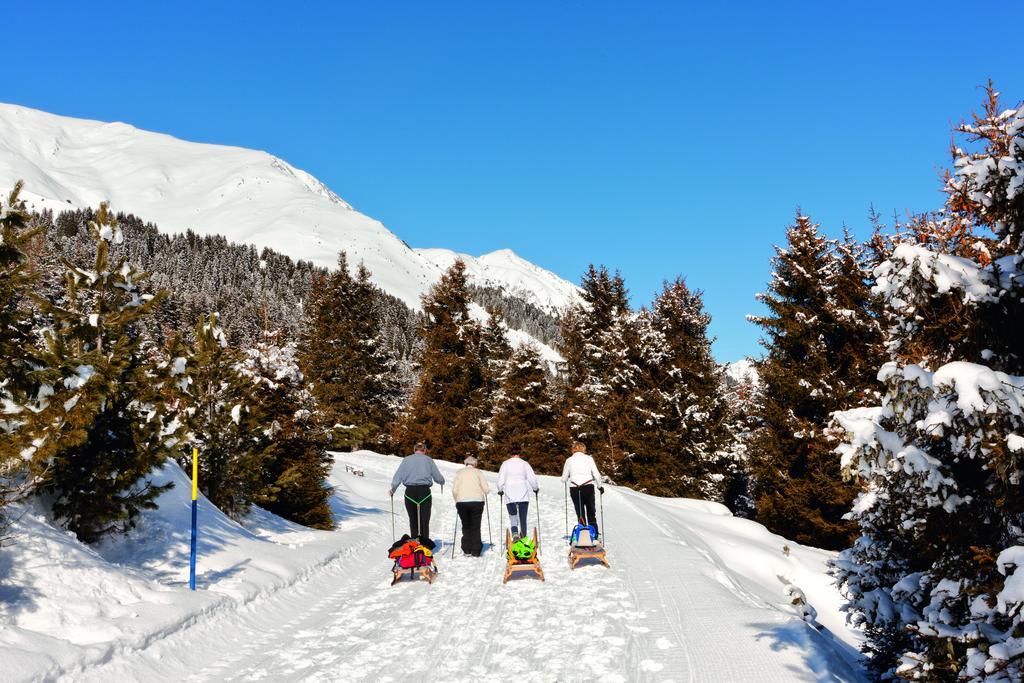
[388,535,434,569]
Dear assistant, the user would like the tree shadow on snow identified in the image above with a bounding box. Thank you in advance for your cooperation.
[750,619,866,683]
[0,550,41,615]
[97,489,266,582]
[159,558,252,590]
[328,490,383,523]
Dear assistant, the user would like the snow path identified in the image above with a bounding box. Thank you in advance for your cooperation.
[65,452,863,682]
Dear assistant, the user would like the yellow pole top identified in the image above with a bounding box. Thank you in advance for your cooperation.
[192,446,199,501]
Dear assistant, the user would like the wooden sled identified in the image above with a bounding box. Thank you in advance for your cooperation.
[503,529,544,584]
[568,540,610,570]
[391,562,438,586]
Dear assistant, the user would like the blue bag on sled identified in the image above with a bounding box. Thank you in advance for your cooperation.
[570,523,598,548]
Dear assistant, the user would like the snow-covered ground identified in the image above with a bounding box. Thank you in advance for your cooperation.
[0,452,864,682]
[0,103,578,319]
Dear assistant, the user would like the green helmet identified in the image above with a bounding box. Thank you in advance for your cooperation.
[510,536,536,561]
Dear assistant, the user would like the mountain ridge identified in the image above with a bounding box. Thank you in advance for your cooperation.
[0,102,579,318]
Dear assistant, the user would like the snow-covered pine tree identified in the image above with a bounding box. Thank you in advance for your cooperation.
[832,85,1024,682]
[720,366,759,519]
[32,209,425,360]
[558,265,645,481]
[398,260,485,458]
[299,252,402,450]
[23,203,181,543]
[0,182,41,534]
[174,313,268,519]
[487,343,564,473]
[242,337,333,529]
[627,279,731,498]
[472,308,513,463]
[749,213,882,550]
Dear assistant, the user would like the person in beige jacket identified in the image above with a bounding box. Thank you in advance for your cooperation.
[452,456,490,556]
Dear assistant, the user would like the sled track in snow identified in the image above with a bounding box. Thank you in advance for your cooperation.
[58,452,863,682]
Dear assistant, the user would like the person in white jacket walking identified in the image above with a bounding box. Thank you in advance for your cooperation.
[497,443,539,540]
[561,442,604,537]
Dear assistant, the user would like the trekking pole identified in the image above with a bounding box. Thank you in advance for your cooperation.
[485,496,493,548]
[450,506,459,560]
[564,482,568,544]
[499,491,504,550]
[600,487,606,545]
[390,492,396,543]
[535,490,542,557]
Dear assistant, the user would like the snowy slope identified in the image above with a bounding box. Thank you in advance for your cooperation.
[0,462,375,682]
[1,452,864,682]
[467,302,564,365]
[0,103,577,317]
[417,247,579,314]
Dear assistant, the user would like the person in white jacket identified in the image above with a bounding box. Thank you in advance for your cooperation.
[497,443,539,540]
[561,442,604,537]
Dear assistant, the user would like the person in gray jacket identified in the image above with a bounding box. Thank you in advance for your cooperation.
[388,442,445,540]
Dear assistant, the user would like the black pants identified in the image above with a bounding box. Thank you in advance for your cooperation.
[456,501,485,556]
[404,485,432,540]
[570,484,598,536]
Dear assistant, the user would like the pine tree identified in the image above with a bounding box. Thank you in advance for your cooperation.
[749,213,881,550]
[22,204,181,543]
[833,85,1024,681]
[626,279,731,498]
[299,253,402,450]
[473,308,513,460]
[487,344,563,473]
[720,364,759,518]
[242,337,333,529]
[398,260,484,458]
[174,313,267,519]
[559,265,644,479]
[0,182,41,534]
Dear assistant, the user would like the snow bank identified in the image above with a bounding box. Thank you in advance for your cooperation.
[628,491,862,657]
[0,460,351,681]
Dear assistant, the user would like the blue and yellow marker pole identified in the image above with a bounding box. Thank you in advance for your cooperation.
[189,446,198,591]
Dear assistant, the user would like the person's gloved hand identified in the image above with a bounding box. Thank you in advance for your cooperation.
[599,486,605,494]
[388,488,394,497]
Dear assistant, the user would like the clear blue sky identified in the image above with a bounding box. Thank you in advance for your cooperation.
[8,2,1023,360]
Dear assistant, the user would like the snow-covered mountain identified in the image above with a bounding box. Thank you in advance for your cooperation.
[724,358,760,387]
[0,103,579,318]
[416,247,579,314]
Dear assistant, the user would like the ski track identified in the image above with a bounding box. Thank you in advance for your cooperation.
[65,452,862,683]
